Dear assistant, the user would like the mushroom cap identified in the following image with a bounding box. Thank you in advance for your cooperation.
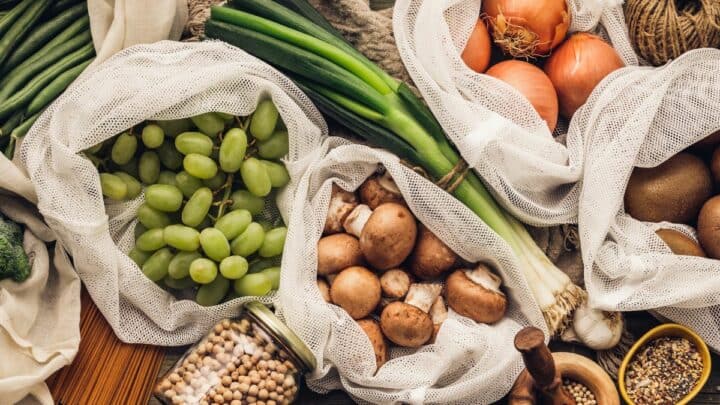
[445,269,507,324]
[317,278,331,303]
[317,233,363,276]
[409,225,458,280]
[380,301,433,347]
[359,173,404,209]
[380,268,412,299]
[324,184,358,234]
[360,203,418,270]
[356,318,388,370]
[330,266,381,319]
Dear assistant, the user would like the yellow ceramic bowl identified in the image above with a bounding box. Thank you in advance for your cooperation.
[618,323,712,405]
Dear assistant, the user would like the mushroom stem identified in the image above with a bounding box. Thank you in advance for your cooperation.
[380,268,412,299]
[464,265,503,294]
[378,171,401,194]
[405,283,442,313]
[324,184,358,234]
[430,296,448,325]
[343,204,373,238]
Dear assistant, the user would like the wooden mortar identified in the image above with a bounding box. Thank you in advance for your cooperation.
[509,327,619,405]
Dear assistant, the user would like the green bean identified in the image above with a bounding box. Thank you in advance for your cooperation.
[0,0,33,38]
[26,58,93,116]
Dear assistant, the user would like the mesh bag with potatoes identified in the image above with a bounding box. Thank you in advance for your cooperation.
[276,138,546,404]
[18,40,327,345]
[393,0,720,350]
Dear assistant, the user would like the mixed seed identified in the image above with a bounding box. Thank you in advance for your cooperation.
[156,319,299,405]
[625,337,703,404]
[562,379,597,405]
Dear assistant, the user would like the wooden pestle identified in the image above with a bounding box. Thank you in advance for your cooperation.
[514,326,576,405]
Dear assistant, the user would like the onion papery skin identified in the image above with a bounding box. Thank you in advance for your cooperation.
[486,60,559,132]
[482,0,570,58]
[544,32,625,118]
[462,19,492,73]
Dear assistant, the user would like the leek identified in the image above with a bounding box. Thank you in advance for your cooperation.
[205,0,585,333]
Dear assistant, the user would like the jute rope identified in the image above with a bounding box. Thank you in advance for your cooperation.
[625,0,720,66]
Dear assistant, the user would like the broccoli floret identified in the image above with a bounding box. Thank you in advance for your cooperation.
[0,217,30,283]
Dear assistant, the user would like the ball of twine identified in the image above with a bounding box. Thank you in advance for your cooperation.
[625,0,720,66]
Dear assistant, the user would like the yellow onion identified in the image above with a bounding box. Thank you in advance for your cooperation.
[486,60,559,132]
[461,19,492,73]
[482,0,570,58]
[544,32,624,118]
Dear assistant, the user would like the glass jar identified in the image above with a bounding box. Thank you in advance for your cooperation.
[155,301,316,405]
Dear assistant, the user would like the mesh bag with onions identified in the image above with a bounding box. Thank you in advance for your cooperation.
[18,40,327,345]
[277,137,545,404]
[393,0,720,351]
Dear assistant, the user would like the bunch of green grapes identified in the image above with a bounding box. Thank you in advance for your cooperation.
[88,100,290,306]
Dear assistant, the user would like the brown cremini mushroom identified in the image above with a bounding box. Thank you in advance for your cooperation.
[317,278,331,303]
[317,233,363,276]
[324,184,358,235]
[356,318,388,371]
[409,225,458,280]
[359,172,404,209]
[330,266,381,319]
[380,268,412,299]
[380,283,441,347]
[357,203,418,270]
[445,264,507,324]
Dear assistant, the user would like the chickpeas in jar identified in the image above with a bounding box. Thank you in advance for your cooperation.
[155,302,315,405]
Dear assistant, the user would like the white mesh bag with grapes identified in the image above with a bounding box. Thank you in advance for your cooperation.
[393,0,720,352]
[277,137,547,404]
[18,40,327,345]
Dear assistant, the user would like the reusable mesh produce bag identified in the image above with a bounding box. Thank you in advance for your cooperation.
[393,0,720,351]
[276,138,546,404]
[19,40,327,345]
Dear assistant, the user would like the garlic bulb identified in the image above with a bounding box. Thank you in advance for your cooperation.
[566,302,623,350]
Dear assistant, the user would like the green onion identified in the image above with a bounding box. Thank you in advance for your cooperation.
[205,0,586,333]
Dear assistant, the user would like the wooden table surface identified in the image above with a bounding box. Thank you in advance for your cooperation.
[151,312,719,404]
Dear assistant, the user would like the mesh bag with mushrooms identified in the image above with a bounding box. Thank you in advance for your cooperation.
[276,138,545,404]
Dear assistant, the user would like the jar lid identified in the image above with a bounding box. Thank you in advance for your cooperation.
[244,301,316,373]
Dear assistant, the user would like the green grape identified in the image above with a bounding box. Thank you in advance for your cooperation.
[157,170,178,186]
[156,118,192,137]
[230,222,265,257]
[119,157,139,178]
[259,227,287,258]
[257,130,289,159]
[230,190,265,215]
[189,258,218,284]
[158,140,183,170]
[191,112,225,137]
[219,128,247,172]
[182,187,212,227]
[175,171,203,198]
[168,251,202,279]
[136,228,166,251]
[260,160,290,188]
[114,172,142,199]
[134,223,148,240]
[111,132,137,165]
[183,153,218,180]
[200,228,231,261]
[86,141,104,155]
[164,224,200,251]
[141,124,165,149]
[260,266,281,290]
[100,173,127,200]
[214,209,251,240]
[137,204,171,229]
[164,275,196,290]
[249,100,279,141]
[128,246,152,267]
[241,158,271,197]
[219,256,249,280]
[215,112,234,121]
[257,220,273,232]
[138,151,161,184]
[248,257,277,273]
[145,184,183,212]
[196,275,230,306]
[175,132,214,156]
[202,171,226,190]
[234,273,272,296]
[142,248,173,282]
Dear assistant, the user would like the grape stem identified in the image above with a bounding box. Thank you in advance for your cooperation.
[215,172,234,221]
